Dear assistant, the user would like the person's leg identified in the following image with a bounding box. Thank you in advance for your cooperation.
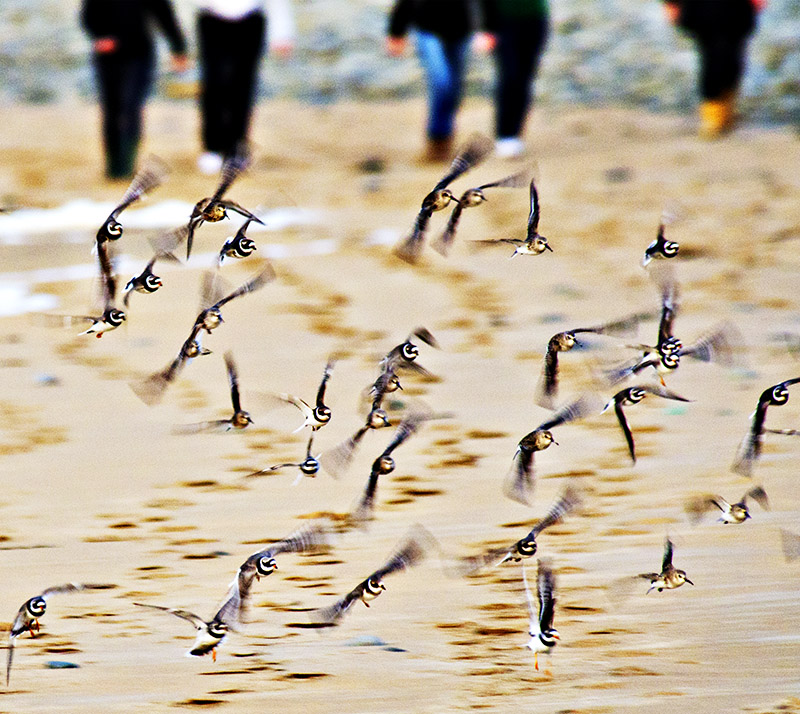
[198,13,234,160]
[226,12,266,157]
[414,30,459,142]
[119,53,155,176]
[95,54,125,178]
[494,17,548,148]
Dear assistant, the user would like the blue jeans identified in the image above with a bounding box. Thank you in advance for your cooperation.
[414,31,469,140]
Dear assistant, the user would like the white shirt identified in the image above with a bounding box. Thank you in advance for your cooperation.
[195,0,295,43]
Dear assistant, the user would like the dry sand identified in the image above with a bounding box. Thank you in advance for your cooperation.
[0,99,799,713]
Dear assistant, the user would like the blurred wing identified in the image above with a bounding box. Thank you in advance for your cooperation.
[212,153,249,201]
[537,558,556,631]
[149,224,190,258]
[319,426,368,478]
[614,401,637,464]
[531,485,581,537]
[745,486,770,510]
[224,352,243,413]
[215,265,275,308]
[537,393,601,432]
[111,156,169,216]
[521,564,537,634]
[218,200,263,224]
[315,359,336,408]
[394,211,430,264]
[374,524,434,579]
[503,447,535,505]
[310,584,364,626]
[133,603,206,629]
[431,201,465,257]
[780,529,800,562]
[662,538,674,571]
[5,636,14,685]
[478,168,530,191]
[526,179,540,235]
[536,346,559,409]
[432,133,493,192]
[681,322,740,366]
[639,384,691,402]
[412,326,439,349]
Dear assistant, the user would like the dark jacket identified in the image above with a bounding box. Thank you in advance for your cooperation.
[388,0,497,41]
[81,0,187,57]
[666,0,756,37]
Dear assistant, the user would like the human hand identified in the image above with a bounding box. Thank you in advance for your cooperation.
[170,54,190,73]
[385,36,407,57]
[93,37,118,54]
[473,32,496,55]
[271,41,294,59]
[663,2,681,24]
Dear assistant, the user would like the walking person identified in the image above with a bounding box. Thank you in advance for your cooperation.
[386,0,495,162]
[491,0,549,158]
[663,0,764,138]
[81,0,188,180]
[195,0,295,175]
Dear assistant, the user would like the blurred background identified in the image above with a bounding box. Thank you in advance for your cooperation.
[1,0,798,123]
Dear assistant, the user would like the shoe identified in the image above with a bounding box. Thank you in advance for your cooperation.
[495,137,526,159]
[197,152,223,175]
[424,137,454,163]
[699,100,729,139]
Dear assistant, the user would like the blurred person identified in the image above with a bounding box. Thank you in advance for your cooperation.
[81,0,188,180]
[195,0,295,175]
[386,0,496,162]
[663,0,764,138]
[490,0,549,159]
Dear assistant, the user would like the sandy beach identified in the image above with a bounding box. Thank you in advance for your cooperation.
[1,99,799,713]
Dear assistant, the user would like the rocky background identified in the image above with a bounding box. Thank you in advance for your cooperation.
[0,0,798,124]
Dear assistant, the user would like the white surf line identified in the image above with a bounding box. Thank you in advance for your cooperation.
[0,199,323,243]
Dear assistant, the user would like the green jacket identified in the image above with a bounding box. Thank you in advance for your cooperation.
[495,0,548,17]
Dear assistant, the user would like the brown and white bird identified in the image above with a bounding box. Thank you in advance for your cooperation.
[602,384,691,463]
[7,583,103,685]
[638,538,693,593]
[472,178,552,257]
[351,406,433,524]
[430,169,529,256]
[130,267,273,405]
[394,133,493,264]
[535,313,650,409]
[186,153,263,259]
[732,378,800,476]
[504,395,599,505]
[173,352,252,433]
[458,486,581,573]
[685,486,769,524]
[310,525,434,626]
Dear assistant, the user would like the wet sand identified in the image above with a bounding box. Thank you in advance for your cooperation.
[0,99,799,713]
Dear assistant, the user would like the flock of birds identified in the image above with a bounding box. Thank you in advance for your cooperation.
[5,134,800,688]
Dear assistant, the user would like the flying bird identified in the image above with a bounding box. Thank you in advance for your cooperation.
[504,395,599,505]
[642,220,679,267]
[638,538,693,593]
[394,133,493,264]
[732,378,800,476]
[685,486,769,524]
[218,216,259,263]
[274,359,336,432]
[310,525,434,626]
[523,559,560,672]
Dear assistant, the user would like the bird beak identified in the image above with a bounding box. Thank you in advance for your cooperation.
[553,633,561,640]
[552,439,559,446]
[545,243,553,252]
[685,578,694,586]
[380,583,386,591]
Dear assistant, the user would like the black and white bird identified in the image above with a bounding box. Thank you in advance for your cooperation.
[379,327,439,378]
[732,378,800,476]
[394,133,493,264]
[602,384,690,463]
[638,538,693,593]
[310,525,433,626]
[227,521,330,621]
[247,432,321,482]
[275,359,336,432]
[95,156,168,244]
[459,486,581,573]
[430,169,529,256]
[642,220,679,267]
[504,395,599,505]
[186,153,263,259]
[218,216,259,263]
[685,486,769,524]
[523,559,560,672]
[7,583,102,685]
[123,252,178,308]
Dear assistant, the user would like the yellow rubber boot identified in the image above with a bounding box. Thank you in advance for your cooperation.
[699,99,728,139]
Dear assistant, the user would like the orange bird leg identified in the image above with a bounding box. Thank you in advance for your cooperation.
[212,649,217,663]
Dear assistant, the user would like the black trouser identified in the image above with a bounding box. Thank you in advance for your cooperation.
[493,15,548,139]
[679,0,755,100]
[94,51,154,178]
[197,12,265,157]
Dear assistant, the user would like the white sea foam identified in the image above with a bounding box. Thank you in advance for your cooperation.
[0,283,59,317]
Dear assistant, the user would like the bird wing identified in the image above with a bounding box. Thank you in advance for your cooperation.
[133,603,206,629]
[218,200,263,224]
[536,343,560,409]
[431,200,465,257]
[526,179,540,236]
[531,486,582,537]
[432,133,493,192]
[311,583,365,626]
[319,426,368,478]
[744,486,770,510]
[662,538,674,571]
[614,399,637,464]
[537,393,600,432]
[537,559,556,632]
[224,352,243,414]
[212,153,249,202]
[681,323,739,365]
[639,384,691,402]
[394,210,431,264]
[503,446,536,505]
[478,169,530,192]
[373,524,434,579]
[315,359,336,409]
[215,265,275,308]
[521,564,538,636]
[279,393,313,426]
[110,156,168,218]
